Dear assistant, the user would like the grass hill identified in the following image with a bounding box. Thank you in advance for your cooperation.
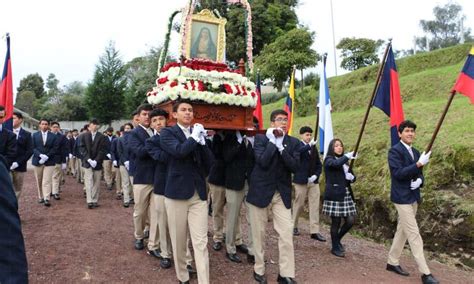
[262,43,473,267]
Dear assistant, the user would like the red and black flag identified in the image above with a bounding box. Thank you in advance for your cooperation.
[253,72,263,130]
[372,45,404,146]
[0,33,14,130]
[452,46,474,104]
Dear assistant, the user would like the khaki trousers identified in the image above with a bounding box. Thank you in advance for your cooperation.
[84,168,102,203]
[225,185,252,255]
[69,157,76,176]
[119,166,132,203]
[165,192,209,284]
[76,159,83,182]
[292,183,321,234]
[133,184,153,240]
[129,176,135,198]
[34,165,54,201]
[52,164,62,195]
[11,171,25,200]
[209,183,226,242]
[248,192,295,277]
[114,167,121,194]
[148,193,161,251]
[388,202,431,275]
[102,160,114,187]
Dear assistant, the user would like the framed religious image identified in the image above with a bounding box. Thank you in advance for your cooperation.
[186,9,227,62]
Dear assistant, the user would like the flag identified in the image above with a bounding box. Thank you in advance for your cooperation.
[452,46,474,104]
[252,72,263,130]
[318,60,333,158]
[0,33,14,131]
[284,69,295,135]
[373,45,404,146]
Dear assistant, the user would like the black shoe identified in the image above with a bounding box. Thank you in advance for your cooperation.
[44,200,51,207]
[53,194,60,200]
[236,244,249,254]
[310,233,326,242]
[247,254,255,264]
[116,194,122,200]
[186,264,197,276]
[226,253,242,263]
[123,202,130,208]
[92,203,99,208]
[178,281,189,284]
[129,199,135,204]
[107,185,113,191]
[421,274,439,284]
[293,228,300,236]
[160,258,172,269]
[87,203,93,209]
[386,264,409,276]
[212,241,223,251]
[143,230,149,239]
[330,248,345,257]
[277,274,297,284]
[253,272,267,284]
[147,249,162,259]
[135,239,144,250]
[38,198,45,204]
[338,241,345,253]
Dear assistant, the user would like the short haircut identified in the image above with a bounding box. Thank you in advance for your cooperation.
[136,103,153,114]
[89,119,99,125]
[172,99,192,112]
[13,111,23,120]
[398,120,417,133]
[149,108,169,119]
[124,122,134,129]
[39,118,49,125]
[51,121,60,127]
[72,129,78,132]
[299,126,313,134]
[131,110,138,117]
[106,126,114,132]
[270,109,288,122]
[119,125,125,132]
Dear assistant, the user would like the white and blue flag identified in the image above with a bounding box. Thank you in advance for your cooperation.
[318,60,334,158]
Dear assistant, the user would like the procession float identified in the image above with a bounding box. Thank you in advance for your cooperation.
[147,1,259,130]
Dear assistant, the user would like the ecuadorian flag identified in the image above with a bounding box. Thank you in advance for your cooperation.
[284,70,295,135]
[0,33,14,130]
[452,46,474,104]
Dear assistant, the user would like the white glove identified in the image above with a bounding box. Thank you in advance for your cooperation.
[199,135,206,146]
[345,172,355,181]
[275,136,284,153]
[236,131,243,144]
[417,151,431,166]
[61,163,67,170]
[87,159,97,168]
[410,178,422,190]
[39,154,49,161]
[245,136,254,147]
[124,161,130,171]
[69,153,73,159]
[343,164,349,174]
[113,161,118,167]
[308,175,317,183]
[309,139,317,147]
[266,128,276,144]
[191,123,205,142]
[344,151,357,160]
[106,153,112,160]
[10,162,19,170]
[39,158,46,165]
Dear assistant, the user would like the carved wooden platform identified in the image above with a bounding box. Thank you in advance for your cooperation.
[157,100,256,130]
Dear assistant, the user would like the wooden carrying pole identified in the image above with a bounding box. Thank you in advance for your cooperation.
[424,90,457,153]
[349,40,392,169]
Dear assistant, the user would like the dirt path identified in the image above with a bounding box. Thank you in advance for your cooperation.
[19,170,472,283]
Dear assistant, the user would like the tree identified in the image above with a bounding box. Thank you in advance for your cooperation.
[14,90,37,117]
[416,2,472,51]
[337,37,383,71]
[17,73,45,99]
[255,28,319,91]
[45,73,63,104]
[85,42,127,125]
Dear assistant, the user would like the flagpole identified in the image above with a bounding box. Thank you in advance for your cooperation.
[314,54,327,142]
[349,40,392,169]
[424,90,456,153]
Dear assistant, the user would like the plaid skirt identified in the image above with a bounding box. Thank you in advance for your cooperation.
[322,189,357,217]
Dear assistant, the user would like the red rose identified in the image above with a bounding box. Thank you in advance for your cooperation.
[170,81,178,88]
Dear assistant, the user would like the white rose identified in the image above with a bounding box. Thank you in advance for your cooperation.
[181,89,190,99]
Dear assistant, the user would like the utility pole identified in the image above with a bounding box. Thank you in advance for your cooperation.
[330,0,337,76]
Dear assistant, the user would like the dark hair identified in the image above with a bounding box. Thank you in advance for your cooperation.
[13,111,23,120]
[131,110,138,117]
[398,120,417,133]
[149,108,169,119]
[89,119,99,125]
[326,138,344,158]
[124,122,134,129]
[119,125,125,132]
[72,129,78,133]
[299,126,313,135]
[51,121,60,127]
[106,126,114,132]
[172,100,193,112]
[136,104,153,114]
[39,118,49,125]
[270,109,288,122]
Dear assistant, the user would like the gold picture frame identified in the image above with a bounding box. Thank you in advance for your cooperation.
[186,9,227,62]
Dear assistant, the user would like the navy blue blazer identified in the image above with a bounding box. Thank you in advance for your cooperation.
[222,132,255,191]
[388,142,424,204]
[146,134,169,195]
[67,137,74,155]
[128,126,155,185]
[104,135,116,160]
[110,138,120,168]
[73,137,81,158]
[160,125,214,201]
[0,155,28,283]
[247,134,301,209]
[293,142,322,185]
[117,133,130,166]
[0,128,17,168]
[32,131,59,167]
[12,128,33,172]
[323,155,356,202]
[208,134,226,186]
[54,133,68,164]
[78,132,108,171]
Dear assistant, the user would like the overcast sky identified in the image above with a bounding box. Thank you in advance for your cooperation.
[1,0,473,96]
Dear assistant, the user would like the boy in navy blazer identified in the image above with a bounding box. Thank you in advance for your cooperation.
[10,111,33,200]
[246,109,301,284]
[50,121,67,200]
[385,120,439,284]
[160,100,213,284]
[0,105,17,168]
[117,123,134,207]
